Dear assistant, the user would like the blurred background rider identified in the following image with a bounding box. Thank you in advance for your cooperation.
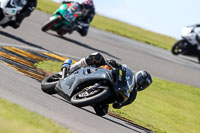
[62,0,95,36]
[2,0,37,29]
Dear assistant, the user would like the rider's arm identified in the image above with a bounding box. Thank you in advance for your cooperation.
[122,89,137,106]
[113,89,137,109]
[79,7,95,26]
[86,8,95,23]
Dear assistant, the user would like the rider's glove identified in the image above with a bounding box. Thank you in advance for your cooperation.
[112,103,122,109]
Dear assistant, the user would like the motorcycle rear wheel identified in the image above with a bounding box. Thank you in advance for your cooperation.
[41,72,61,94]
[171,40,187,55]
[41,16,60,32]
[71,85,110,107]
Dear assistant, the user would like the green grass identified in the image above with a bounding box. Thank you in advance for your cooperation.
[34,60,200,133]
[0,98,72,133]
[37,0,177,50]
[35,60,63,73]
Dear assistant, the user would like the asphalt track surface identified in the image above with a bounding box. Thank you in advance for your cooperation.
[0,10,200,133]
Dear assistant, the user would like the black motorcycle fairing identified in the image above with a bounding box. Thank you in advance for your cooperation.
[55,67,114,99]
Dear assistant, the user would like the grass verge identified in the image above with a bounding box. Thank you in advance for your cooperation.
[0,98,72,133]
[37,0,177,50]
[34,60,200,133]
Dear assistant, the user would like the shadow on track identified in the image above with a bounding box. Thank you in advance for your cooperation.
[47,32,121,60]
[80,107,142,133]
[180,56,199,64]
[51,94,142,133]
[0,30,53,53]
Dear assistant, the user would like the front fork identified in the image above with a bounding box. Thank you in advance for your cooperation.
[62,67,66,79]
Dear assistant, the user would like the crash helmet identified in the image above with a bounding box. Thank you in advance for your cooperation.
[13,0,27,7]
[135,70,152,91]
[81,0,94,9]
[83,0,94,6]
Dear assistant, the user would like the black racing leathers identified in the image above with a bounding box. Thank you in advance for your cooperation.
[63,1,95,36]
[77,4,95,36]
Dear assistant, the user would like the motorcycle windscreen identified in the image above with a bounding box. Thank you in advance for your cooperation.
[115,65,134,102]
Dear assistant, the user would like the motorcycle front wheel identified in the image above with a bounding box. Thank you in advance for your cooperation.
[171,39,188,55]
[71,85,110,107]
[41,72,61,94]
[41,16,60,32]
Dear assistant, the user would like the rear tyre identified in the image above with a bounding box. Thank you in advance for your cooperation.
[171,40,187,55]
[41,72,61,94]
[71,85,110,107]
[41,17,60,32]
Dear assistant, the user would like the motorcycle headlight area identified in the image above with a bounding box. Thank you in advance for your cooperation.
[63,11,75,22]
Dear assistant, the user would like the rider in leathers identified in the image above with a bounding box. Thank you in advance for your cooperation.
[62,0,95,36]
[3,0,37,29]
[62,52,152,116]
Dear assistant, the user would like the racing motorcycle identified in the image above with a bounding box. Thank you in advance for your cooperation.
[0,0,24,27]
[171,25,200,63]
[41,2,86,36]
[41,59,135,116]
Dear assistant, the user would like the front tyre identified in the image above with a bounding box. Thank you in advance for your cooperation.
[171,39,187,55]
[71,85,110,107]
[41,16,60,32]
[41,72,61,94]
